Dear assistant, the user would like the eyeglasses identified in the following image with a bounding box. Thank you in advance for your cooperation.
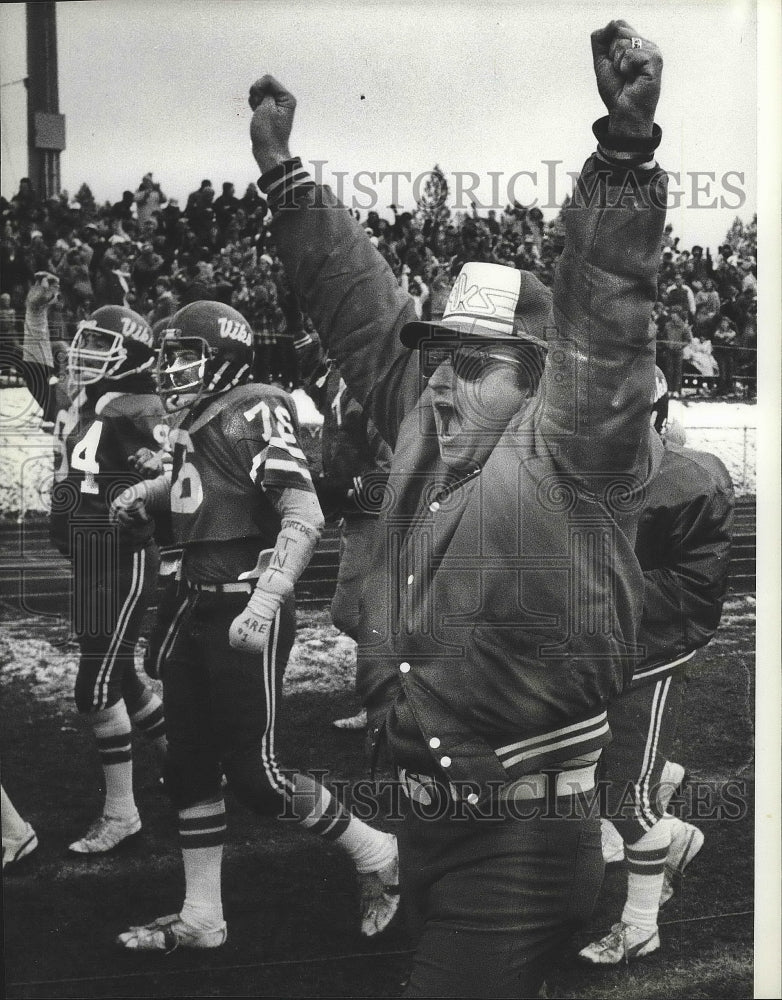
[421,343,541,382]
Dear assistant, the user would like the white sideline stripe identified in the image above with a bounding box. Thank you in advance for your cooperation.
[632,651,696,683]
[260,611,294,797]
[156,596,190,676]
[94,549,145,709]
[635,677,672,831]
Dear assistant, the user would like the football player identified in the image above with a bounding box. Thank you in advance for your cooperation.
[579,373,735,964]
[22,290,170,854]
[115,300,398,952]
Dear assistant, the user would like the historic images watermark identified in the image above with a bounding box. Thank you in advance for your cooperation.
[297,160,746,213]
[278,770,750,825]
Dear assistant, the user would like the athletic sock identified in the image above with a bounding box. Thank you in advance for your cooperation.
[128,689,168,753]
[1,785,30,841]
[623,820,673,931]
[291,773,394,874]
[179,798,226,931]
[92,702,137,819]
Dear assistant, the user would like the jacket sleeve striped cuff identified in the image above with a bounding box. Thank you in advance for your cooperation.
[259,158,315,211]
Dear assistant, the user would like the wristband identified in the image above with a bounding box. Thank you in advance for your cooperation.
[591,117,662,154]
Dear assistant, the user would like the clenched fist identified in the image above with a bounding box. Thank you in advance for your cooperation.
[26,273,60,311]
[591,20,662,137]
[129,446,169,479]
[248,75,297,175]
[228,570,294,656]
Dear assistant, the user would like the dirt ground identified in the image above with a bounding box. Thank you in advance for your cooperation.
[2,597,754,999]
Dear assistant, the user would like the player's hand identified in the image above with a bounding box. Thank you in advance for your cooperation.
[228,589,280,655]
[591,20,662,136]
[129,446,167,479]
[228,571,293,655]
[110,484,151,529]
[248,75,296,175]
[26,273,60,311]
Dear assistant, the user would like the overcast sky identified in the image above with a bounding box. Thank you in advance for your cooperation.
[0,0,760,249]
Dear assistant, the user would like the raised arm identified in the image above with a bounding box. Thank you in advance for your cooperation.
[248,76,419,448]
[541,21,666,494]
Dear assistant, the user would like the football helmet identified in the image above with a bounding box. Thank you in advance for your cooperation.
[68,306,155,384]
[156,300,254,409]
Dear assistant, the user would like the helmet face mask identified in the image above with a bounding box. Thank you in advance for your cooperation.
[68,324,127,384]
[156,335,209,411]
[68,306,155,385]
[156,301,254,412]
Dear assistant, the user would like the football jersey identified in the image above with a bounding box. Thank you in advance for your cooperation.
[50,390,169,555]
[170,382,316,583]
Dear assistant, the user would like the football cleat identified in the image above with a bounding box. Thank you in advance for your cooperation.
[659,821,704,906]
[332,709,368,731]
[68,812,141,854]
[579,921,660,965]
[2,822,38,870]
[600,818,625,864]
[116,913,227,952]
[358,833,400,936]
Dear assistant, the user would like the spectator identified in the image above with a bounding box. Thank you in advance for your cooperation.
[687,245,712,285]
[0,291,19,351]
[93,249,130,308]
[662,305,692,397]
[111,190,136,226]
[185,179,215,243]
[665,274,695,323]
[712,315,739,396]
[694,277,720,332]
[1,235,34,307]
[134,173,167,226]
[132,243,165,307]
[146,276,178,324]
[10,178,39,228]
[213,182,240,235]
[719,284,745,331]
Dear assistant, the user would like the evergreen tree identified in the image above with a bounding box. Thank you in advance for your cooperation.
[415,165,451,228]
[724,214,757,258]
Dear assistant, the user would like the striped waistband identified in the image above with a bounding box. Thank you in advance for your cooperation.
[493,711,609,774]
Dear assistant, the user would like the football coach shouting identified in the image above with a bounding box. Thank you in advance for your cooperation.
[248,19,666,997]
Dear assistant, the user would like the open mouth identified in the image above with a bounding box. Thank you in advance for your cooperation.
[433,400,458,445]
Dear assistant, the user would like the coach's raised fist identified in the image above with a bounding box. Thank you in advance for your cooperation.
[248,75,297,175]
[590,20,662,136]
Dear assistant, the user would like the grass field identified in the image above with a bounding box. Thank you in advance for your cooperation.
[1,596,755,999]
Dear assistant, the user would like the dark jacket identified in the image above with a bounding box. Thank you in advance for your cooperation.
[268,153,667,801]
[631,442,735,687]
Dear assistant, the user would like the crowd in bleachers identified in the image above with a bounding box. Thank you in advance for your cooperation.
[0,173,757,398]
